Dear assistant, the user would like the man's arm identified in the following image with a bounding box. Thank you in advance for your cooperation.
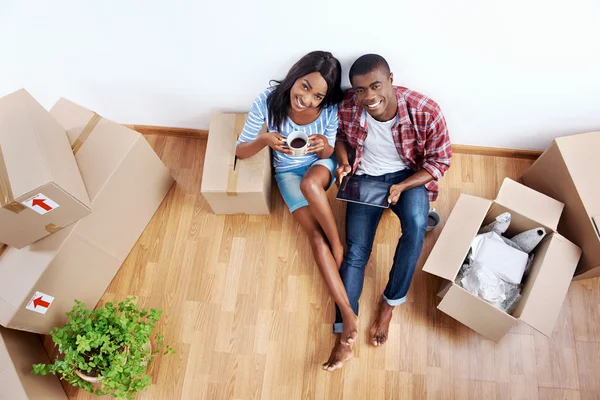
[387,169,434,204]
[388,106,451,204]
[334,135,352,186]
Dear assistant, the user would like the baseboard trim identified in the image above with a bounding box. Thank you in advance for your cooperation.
[451,144,542,160]
[128,124,542,159]
[125,124,208,139]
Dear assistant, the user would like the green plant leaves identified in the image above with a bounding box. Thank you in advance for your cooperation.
[31,297,175,400]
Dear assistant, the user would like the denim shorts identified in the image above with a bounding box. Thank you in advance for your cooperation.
[275,157,337,213]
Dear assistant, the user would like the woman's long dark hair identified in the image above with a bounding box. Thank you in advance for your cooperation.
[267,51,343,131]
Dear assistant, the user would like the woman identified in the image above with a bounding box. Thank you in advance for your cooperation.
[235,51,358,347]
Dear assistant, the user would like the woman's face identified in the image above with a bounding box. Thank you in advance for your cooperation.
[289,72,328,113]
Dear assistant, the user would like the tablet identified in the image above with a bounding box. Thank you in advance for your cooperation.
[336,175,392,209]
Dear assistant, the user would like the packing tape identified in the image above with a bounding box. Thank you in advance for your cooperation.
[226,114,247,196]
[0,145,26,214]
[71,113,101,155]
[45,223,63,234]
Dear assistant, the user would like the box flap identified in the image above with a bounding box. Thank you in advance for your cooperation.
[594,216,599,239]
[423,194,491,281]
[495,178,564,231]
[438,284,516,343]
[517,233,581,336]
[555,132,600,220]
[201,114,239,193]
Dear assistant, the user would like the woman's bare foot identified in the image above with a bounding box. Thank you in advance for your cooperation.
[341,312,359,346]
[322,335,353,372]
[370,297,394,346]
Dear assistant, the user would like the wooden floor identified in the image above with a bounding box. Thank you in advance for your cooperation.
[63,136,600,400]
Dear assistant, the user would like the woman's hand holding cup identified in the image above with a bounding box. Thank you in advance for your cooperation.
[306,135,327,154]
[262,132,293,155]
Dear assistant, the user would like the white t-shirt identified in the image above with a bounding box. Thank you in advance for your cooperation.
[356,112,407,176]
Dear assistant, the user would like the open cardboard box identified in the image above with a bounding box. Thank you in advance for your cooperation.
[0,326,66,399]
[423,178,582,342]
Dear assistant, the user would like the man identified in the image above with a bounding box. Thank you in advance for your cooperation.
[322,54,451,371]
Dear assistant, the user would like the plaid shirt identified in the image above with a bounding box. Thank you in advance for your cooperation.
[337,86,452,201]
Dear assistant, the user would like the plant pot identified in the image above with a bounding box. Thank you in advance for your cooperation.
[74,339,152,388]
[75,369,104,390]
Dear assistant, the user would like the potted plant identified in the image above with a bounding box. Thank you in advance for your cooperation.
[33,297,174,399]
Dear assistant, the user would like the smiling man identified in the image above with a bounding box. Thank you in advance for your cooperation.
[322,54,452,371]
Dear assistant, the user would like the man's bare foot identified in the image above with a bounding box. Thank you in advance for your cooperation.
[322,335,353,372]
[332,244,344,269]
[370,297,394,346]
[341,312,359,346]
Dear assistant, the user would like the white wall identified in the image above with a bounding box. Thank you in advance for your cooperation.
[1,0,599,150]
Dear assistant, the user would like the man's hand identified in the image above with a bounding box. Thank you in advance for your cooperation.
[335,164,352,187]
[388,184,405,205]
[306,135,327,154]
[261,132,293,155]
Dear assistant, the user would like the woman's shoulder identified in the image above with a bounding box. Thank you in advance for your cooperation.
[321,103,339,121]
[253,87,274,104]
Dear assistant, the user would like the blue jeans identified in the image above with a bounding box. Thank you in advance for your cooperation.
[333,169,429,333]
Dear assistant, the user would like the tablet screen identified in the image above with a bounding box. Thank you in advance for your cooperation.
[336,175,392,209]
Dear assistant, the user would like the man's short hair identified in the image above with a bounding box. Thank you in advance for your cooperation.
[349,54,391,84]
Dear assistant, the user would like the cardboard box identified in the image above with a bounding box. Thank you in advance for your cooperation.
[0,89,91,249]
[0,99,174,334]
[201,113,272,214]
[423,178,581,342]
[0,327,67,399]
[522,131,600,280]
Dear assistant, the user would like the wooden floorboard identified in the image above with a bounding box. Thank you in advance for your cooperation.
[61,135,598,400]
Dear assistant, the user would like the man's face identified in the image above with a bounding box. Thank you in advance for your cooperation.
[351,68,396,121]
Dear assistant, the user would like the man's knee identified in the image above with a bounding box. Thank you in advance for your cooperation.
[404,208,428,233]
[344,243,371,268]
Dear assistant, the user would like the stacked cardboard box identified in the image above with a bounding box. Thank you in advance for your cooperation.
[0,89,91,248]
[0,98,174,334]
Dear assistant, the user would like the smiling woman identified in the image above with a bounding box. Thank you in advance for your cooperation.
[234,51,361,362]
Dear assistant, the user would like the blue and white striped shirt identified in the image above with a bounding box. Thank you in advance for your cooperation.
[236,88,339,172]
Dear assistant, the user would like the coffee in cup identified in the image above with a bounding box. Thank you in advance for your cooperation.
[286,131,309,157]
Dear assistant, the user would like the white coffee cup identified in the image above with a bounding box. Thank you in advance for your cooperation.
[286,131,309,157]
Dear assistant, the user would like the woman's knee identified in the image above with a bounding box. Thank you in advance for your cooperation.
[300,175,323,198]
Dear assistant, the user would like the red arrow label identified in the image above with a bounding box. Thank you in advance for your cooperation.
[33,296,50,309]
[32,198,52,211]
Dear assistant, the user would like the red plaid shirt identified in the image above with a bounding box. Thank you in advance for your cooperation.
[337,86,452,201]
